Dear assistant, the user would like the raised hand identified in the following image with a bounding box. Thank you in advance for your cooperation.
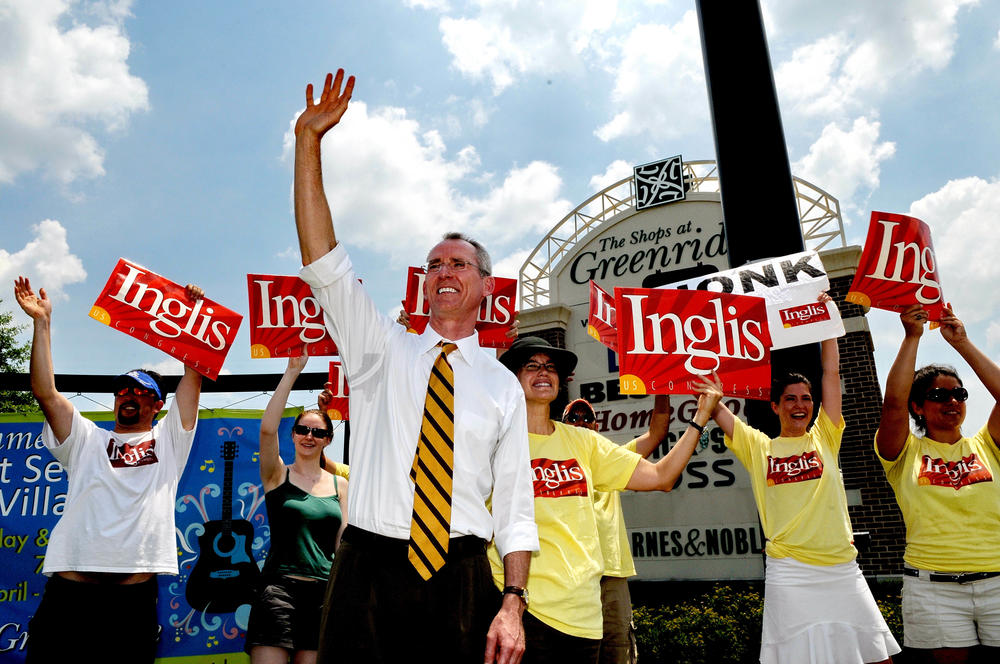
[13,276,51,321]
[938,302,967,346]
[287,351,309,374]
[294,69,356,140]
[899,303,927,339]
[184,284,204,301]
[318,381,334,412]
[694,372,724,415]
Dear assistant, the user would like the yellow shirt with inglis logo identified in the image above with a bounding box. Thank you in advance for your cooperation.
[877,426,1000,572]
[726,409,856,566]
[487,422,641,639]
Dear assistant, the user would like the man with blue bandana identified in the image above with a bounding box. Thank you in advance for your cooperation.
[14,276,205,664]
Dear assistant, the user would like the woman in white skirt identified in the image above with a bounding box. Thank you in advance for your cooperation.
[877,303,1000,663]
[697,329,899,664]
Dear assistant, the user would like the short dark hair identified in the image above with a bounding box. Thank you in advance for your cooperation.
[440,231,492,276]
[770,373,812,404]
[908,364,963,434]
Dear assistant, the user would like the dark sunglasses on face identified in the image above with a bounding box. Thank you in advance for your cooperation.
[565,413,595,425]
[924,387,969,403]
[115,386,156,398]
[293,424,332,439]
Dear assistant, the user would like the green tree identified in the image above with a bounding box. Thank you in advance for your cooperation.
[0,297,36,413]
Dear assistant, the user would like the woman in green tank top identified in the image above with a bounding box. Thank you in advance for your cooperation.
[245,354,348,663]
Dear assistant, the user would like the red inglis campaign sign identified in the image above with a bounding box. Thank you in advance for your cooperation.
[402,267,518,348]
[614,287,772,400]
[846,211,945,321]
[247,275,338,358]
[587,280,618,352]
[89,259,242,379]
[326,361,349,421]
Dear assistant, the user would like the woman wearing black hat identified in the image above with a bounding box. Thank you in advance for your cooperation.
[490,336,719,663]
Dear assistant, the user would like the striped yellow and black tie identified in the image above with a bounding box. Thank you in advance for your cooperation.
[408,342,458,580]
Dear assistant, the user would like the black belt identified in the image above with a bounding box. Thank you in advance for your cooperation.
[903,568,1000,584]
[342,525,487,560]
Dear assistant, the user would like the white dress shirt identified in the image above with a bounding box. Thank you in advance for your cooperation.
[300,244,538,558]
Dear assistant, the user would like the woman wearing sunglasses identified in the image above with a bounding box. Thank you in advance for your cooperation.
[246,354,348,664]
[878,303,1000,662]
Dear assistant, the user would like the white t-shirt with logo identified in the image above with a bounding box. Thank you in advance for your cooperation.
[41,406,196,574]
[877,426,1000,572]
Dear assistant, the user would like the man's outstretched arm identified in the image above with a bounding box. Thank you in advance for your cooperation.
[14,277,74,442]
[294,69,355,266]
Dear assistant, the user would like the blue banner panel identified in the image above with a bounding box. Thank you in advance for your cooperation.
[0,409,303,663]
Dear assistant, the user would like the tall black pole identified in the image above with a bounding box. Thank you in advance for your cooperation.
[695,0,819,435]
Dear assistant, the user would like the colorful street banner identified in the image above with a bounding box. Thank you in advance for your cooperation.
[0,409,333,663]
[401,267,518,348]
[587,281,618,352]
[615,287,772,399]
[661,250,844,350]
[246,274,338,358]
[89,259,242,380]
[326,361,349,421]
[846,211,945,322]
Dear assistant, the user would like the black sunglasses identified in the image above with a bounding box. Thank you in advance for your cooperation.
[924,387,969,403]
[565,413,595,425]
[115,386,157,398]
[293,424,332,439]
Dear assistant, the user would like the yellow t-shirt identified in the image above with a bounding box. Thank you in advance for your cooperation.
[726,409,856,565]
[877,426,1000,571]
[593,439,639,578]
[488,422,641,639]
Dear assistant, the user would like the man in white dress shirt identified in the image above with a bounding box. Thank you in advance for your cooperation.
[293,69,538,664]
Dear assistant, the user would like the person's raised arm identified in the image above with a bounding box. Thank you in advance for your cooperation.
[938,303,1000,443]
[820,337,842,423]
[625,383,722,491]
[14,277,73,442]
[173,284,205,432]
[484,550,529,664]
[294,69,355,266]
[877,304,925,460]
[633,394,671,458]
[259,354,307,490]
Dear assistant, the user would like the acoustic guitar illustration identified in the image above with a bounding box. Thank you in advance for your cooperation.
[186,441,260,613]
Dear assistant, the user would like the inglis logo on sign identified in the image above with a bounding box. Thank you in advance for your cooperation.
[531,458,588,498]
[779,303,831,328]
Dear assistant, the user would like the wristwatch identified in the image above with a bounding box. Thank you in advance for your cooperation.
[502,585,529,607]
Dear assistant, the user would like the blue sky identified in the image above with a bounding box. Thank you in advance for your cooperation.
[2,0,1000,441]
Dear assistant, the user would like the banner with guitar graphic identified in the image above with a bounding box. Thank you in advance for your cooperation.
[0,409,341,663]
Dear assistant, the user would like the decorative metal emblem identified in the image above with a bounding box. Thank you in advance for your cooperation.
[634,155,686,210]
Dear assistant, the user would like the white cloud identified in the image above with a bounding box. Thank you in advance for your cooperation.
[0,219,87,299]
[589,160,633,192]
[907,176,1000,325]
[987,321,1000,349]
[282,100,570,265]
[771,0,977,117]
[594,12,710,142]
[492,247,532,281]
[434,0,617,93]
[0,0,148,185]
[792,116,895,212]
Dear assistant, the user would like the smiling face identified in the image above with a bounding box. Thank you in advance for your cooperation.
[912,374,967,438]
[516,352,560,406]
[292,412,332,459]
[771,382,814,436]
[423,238,494,326]
[114,387,163,432]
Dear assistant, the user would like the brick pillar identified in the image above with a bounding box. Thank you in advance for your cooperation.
[822,247,905,575]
